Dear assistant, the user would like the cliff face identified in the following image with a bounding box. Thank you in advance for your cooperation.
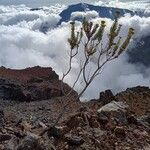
[0,66,58,83]
[0,66,77,101]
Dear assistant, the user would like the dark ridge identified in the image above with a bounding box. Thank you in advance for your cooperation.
[59,3,135,24]
[0,66,78,101]
[30,8,43,11]
[128,36,150,67]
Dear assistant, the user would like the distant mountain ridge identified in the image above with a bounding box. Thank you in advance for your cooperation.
[38,3,150,66]
[59,3,135,24]
[58,3,150,66]
[39,3,136,33]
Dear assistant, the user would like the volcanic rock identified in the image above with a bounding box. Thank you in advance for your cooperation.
[4,136,19,150]
[114,126,126,137]
[0,145,4,150]
[0,133,12,142]
[137,115,150,130]
[0,66,77,101]
[99,89,116,105]
[0,110,4,127]
[47,126,65,139]
[65,134,84,146]
[0,67,149,150]
[0,96,150,150]
[16,133,46,150]
[127,114,138,125]
[116,86,150,116]
[97,112,109,125]
[97,101,128,125]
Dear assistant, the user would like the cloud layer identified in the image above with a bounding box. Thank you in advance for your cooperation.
[0,3,150,99]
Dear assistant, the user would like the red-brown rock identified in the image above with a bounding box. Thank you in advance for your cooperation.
[0,66,77,101]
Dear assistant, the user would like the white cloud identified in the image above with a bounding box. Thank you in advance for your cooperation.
[95,0,150,15]
[0,4,150,100]
[71,11,99,20]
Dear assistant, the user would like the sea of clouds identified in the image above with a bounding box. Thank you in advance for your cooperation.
[0,1,150,99]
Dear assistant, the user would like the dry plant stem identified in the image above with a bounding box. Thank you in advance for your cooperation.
[78,56,112,98]
[39,15,134,137]
[39,96,71,136]
[39,56,112,137]
[61,48,77,95]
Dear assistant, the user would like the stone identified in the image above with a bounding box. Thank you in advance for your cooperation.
[0,110,4,127]
[38,106,45,110]
[0,134,12,142]
[98,101,128,113]
[97,112,109,125]
[89,117,100,128]
[15,118,23,126]
[16,132,46,150]
[99,90,116,105]
[47,126,64,139]
[64,114,85,130]
[20,121,32,132]
[0,110,4,118]
[116,86,150,116]
[0,144,5,150]
[97,101,129,125]
[89,128,105,138]
[5,136,19,150]
[127,115,138,125]
[38,121,47,129]
[65,134,84,146]
[114,126,126,137]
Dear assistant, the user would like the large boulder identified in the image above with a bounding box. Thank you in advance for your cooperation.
[97,101,129,125]
[0,66,77,101]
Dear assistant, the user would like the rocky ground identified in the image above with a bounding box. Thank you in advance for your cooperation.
[0,66,149,150]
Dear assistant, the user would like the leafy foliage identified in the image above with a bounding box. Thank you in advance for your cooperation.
[65,11,134,97]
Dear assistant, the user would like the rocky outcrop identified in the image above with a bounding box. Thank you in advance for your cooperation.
[16,133,46,150]
[99,90,116,105]
[116,86,150,116]
[0,66,77,101]
[97,101,128,125]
